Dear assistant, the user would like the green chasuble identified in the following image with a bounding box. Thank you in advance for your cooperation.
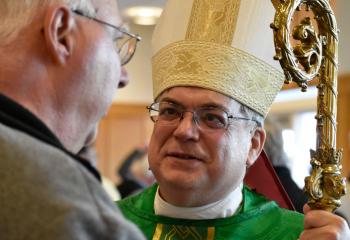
[117,184,304,240]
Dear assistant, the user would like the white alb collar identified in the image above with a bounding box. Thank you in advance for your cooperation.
[154,184,243,220]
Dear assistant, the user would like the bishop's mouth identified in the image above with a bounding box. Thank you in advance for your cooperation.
[167,152,202,161]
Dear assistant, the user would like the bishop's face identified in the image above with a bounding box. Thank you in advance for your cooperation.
[148,86,263,206]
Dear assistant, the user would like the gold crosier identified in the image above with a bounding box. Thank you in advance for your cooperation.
[271,0,346,212]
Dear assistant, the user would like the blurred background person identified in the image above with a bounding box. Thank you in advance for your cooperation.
[117,145,155,198]
[264,116,308,213]
[264,117,349,223]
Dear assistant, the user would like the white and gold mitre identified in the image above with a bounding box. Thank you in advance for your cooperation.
[151,0,284,117]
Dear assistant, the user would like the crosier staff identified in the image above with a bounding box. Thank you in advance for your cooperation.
[270,0,346,212]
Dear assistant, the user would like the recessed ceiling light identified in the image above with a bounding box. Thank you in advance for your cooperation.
[123,6,163,25]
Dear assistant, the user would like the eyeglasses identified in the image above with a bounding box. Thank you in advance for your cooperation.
[72,10,141,65]
[147,101,258,132]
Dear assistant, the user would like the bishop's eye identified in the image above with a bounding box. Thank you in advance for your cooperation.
[158,103,182,121]
[199,109,227,129]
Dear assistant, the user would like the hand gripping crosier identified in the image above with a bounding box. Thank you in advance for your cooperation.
[270,0,346,212]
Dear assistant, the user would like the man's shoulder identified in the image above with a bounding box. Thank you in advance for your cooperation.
[0,121,94,184]
[196,186,304,239]
[243,185,303,218]
[0,123,144,240]
[240,185,304,232]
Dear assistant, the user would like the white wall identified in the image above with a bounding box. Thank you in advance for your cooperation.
[113,23,154,104]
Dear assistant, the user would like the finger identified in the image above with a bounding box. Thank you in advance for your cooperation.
[299,227,339,240]
[304,210,338,229]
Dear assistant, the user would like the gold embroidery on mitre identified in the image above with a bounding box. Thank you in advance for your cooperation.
[185,0,241,46]
[152,41,284,116]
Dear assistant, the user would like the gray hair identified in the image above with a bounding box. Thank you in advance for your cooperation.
[239,104,264,128]
[0,0,96,45]
[263,116,290,168]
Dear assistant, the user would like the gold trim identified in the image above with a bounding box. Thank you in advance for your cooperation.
[152,40,284,116]
[185,0,241,45]
[152,224,215,240]
[207,227,215,240]
[152,223,163,240]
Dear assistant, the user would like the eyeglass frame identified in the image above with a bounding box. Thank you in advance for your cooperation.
[146,101,259,131]
[72,9,142,65]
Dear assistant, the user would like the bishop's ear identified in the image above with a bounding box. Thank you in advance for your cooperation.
[246,127,266,168]
[43,6,75,65]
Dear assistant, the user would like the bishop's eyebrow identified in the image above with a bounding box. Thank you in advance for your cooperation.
[199,103,230,112]
[159,97,230,112]
[157,97,184,107]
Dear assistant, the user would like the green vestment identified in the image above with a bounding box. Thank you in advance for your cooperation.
[117,184,304,240]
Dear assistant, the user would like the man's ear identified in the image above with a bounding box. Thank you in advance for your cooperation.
[43,6,75,65]
[246,127,266,168]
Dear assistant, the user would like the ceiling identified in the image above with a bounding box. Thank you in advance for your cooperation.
[118,0,166,11]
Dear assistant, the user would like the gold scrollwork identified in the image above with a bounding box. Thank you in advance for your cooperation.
[292,17,323,74]
[271,0,346,212]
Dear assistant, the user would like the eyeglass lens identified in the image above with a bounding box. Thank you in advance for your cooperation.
[117,37,137,65]
[149,102,230,130]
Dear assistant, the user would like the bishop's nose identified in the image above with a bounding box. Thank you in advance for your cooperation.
[173,112,200,141]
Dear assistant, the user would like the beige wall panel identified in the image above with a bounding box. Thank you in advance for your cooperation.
[337,74,350,177]
[95,104,153,184]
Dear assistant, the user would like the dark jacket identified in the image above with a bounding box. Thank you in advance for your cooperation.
[0,94,145,240]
